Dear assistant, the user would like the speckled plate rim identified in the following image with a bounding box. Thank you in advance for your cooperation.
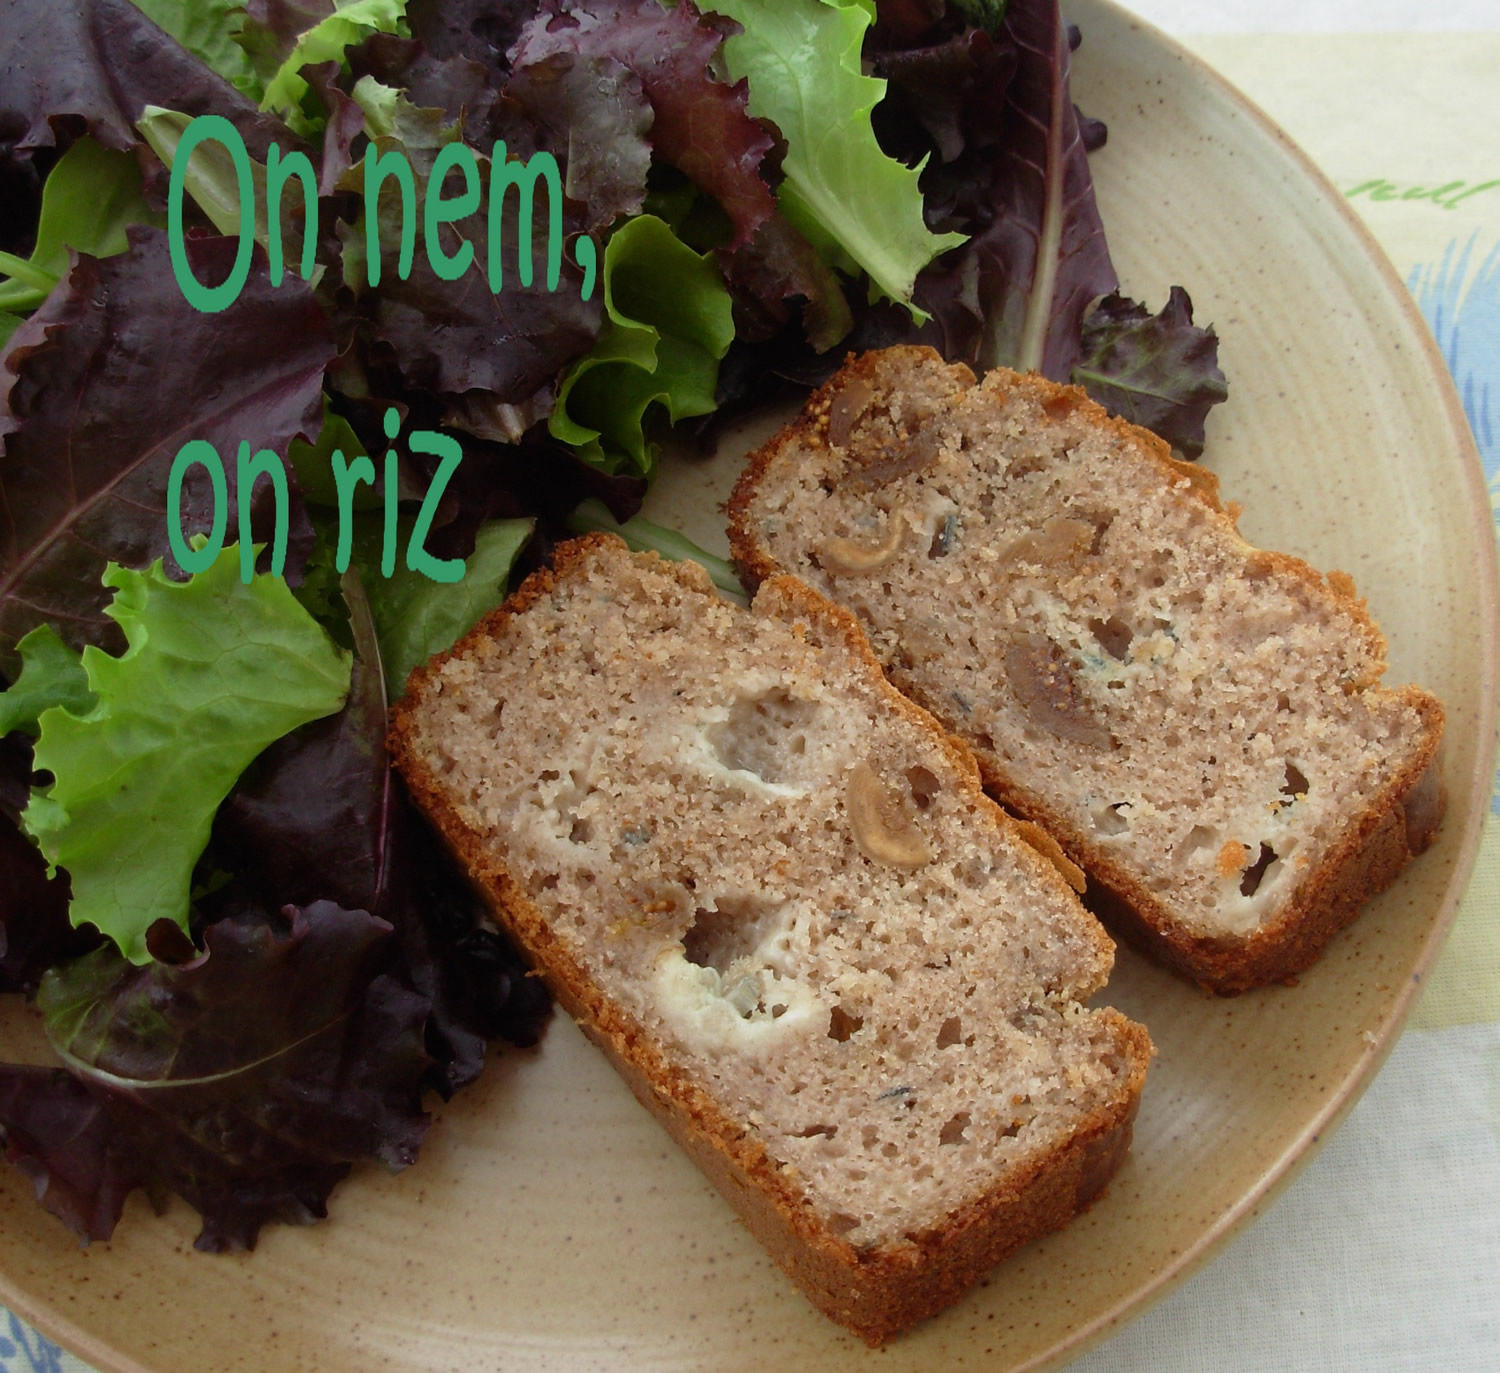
[2,6,1497,1373]
[1019,3,1500,1366]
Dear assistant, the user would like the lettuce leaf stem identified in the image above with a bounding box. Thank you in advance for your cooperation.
[0,251,59,296]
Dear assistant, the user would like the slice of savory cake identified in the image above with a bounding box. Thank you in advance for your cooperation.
[390,535,1151,1344]
[728,347,1445,993]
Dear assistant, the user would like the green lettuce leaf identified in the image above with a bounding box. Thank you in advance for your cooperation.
[0,137,161,314]
[549,214,734,475]
[261,0,408,135]
[355,517,534,699]
[137,105,322,292]
[23,547,351,964]
[704,0,965,312]
[0,626,96,738]
[566,499,745,602]
[287,403,375,511]
[128,0,261,96]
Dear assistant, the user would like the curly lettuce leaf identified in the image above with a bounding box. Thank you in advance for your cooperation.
[510,0,776,249]
[235,1,337,94]
[718,210,854,352]
[333,81,602,403]
[0,1065,142,1241]
[500,52,654,234]
[1073,288,1228,459]
[862,4,1228,447]
[704,0,965,310]
[404,0,534,73]
[128,0,262,97]
[260,0,409,135]
[0,626,96,738]
[23,547,351,963]
[898,1,1114,377]
[0,0,291,160]
[0,137,160,314]
[345,30,497,130]
[209,568,549,1098]
[550,214,734,474]
[8,899,431,1251]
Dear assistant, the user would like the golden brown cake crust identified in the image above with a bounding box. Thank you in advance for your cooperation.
[390,534,1152,1344]
[727,347,1446,995]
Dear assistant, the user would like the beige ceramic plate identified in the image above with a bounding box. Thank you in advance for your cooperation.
[3,3,1497,1370]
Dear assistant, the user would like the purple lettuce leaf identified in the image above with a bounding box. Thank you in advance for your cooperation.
[0,1065,146,1242]
[300,61,370,195]
[346,34,501,136]
[510,0,777,250]
[695,298,915,450]
[0,228,332,669]
[1074,288,1228,459]
[0,0,291,162]
[497,52,654,233]
[406,426,648,564]
[237,0,339,83]
[341,236,601,405]
[17,900,431,1250]
[871,29,997,167]
[0,735,93,995]
[210,589,398,923]
[871,0,949,46]
[209,569,550,1094]
[861,2,1227,451]
[908,0,1117,378]
[332,90,602,405]
[717,211,854,353]
[405,0,543,77]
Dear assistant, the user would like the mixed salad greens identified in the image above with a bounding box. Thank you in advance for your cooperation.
[0,0,1225,1251]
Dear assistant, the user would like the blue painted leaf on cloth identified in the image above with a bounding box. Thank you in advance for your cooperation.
[1409,232,1500,478]
[1408,231,1500,813]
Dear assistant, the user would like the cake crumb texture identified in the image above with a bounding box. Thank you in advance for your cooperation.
[728,346,1446,992]
[391,535,1151,1343]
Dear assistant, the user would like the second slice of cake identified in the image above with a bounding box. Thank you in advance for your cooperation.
[728,347,1445,992]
